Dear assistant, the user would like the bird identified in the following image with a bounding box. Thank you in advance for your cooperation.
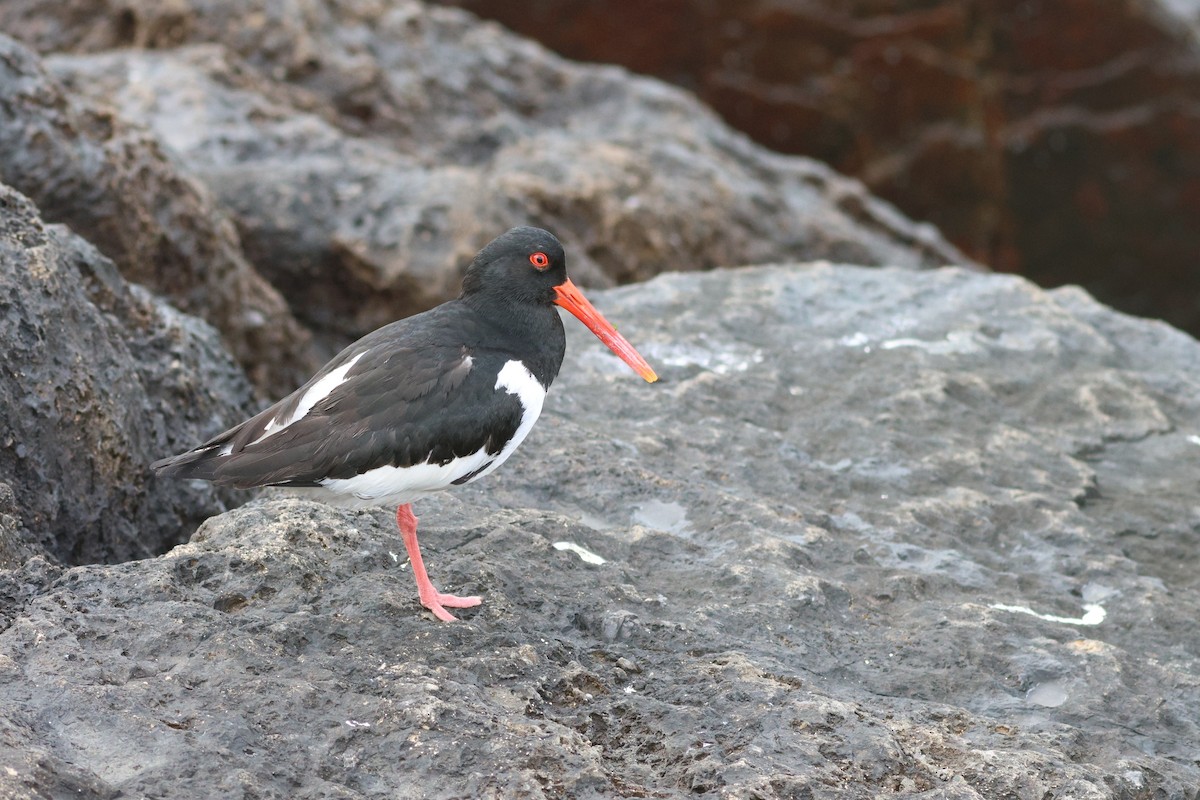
[152,226,658,621]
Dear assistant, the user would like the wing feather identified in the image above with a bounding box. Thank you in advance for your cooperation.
[151,302,520,488]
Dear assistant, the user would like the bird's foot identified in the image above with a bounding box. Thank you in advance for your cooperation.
[419,589,482,622]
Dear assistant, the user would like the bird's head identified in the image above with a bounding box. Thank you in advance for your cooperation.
[462,227,657,383]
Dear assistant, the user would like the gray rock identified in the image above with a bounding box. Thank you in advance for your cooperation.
[2,264,1197,796]
[0,34,314,393]
[0,183,255,564]
[6,1,966,351]
[0,484,38,572]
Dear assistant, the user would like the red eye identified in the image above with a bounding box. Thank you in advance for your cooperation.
[529,252,550,270]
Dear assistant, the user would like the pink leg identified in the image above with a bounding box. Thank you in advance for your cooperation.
[396,503,481,622]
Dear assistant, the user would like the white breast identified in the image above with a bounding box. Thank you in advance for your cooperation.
[313,359,546,508]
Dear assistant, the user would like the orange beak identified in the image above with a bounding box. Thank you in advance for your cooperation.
[553,279,658,383]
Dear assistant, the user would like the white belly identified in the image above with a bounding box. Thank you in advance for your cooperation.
[310,360,546,508]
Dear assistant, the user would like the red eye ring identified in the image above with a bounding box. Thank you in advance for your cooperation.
[529,251,550,270]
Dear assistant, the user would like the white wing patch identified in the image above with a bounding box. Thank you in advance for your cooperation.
[252,351,366,446]
[315,359,546,507]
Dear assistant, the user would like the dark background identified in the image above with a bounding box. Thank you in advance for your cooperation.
[436,0,1200,336]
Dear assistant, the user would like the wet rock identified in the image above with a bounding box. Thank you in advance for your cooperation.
[3,1,965,352]
[0,183,254,564]
[435,0,1200,339]
[1,264,1197,796]
[0,34,313,393]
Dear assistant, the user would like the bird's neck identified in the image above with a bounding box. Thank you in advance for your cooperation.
[463,296,566,388]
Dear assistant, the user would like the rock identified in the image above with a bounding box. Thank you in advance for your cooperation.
[0,34,314,393]
[0,484,38,571]
[2,1,966,352]
[433,0,1200,339]
[1,264,1197,795]
[0,183,254,565]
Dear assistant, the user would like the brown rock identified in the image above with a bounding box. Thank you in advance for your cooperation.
[430,0,1200,335]
[0,34,314,394]
[1,1,967,353]
[0,182,254,564]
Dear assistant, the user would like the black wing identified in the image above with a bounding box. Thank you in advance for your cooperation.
[152,305,525,488]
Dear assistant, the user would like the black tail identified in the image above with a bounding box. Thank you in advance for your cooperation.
[151,406,264,485]
[150,445,226,482]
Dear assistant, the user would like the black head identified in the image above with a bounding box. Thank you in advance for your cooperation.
[460,226,660,383]
[460,227,567,307]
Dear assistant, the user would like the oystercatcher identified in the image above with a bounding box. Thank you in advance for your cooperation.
[153,227,657,621]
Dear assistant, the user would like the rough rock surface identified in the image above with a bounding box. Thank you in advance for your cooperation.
[0,183,254,566]
[435,0,1200,339]
[2,0,965,351]
[0,34,313,393]
[2,264,1197,796]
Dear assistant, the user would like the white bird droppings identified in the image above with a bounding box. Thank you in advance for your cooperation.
[552,541,607,565]
[989,602,1106,626]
